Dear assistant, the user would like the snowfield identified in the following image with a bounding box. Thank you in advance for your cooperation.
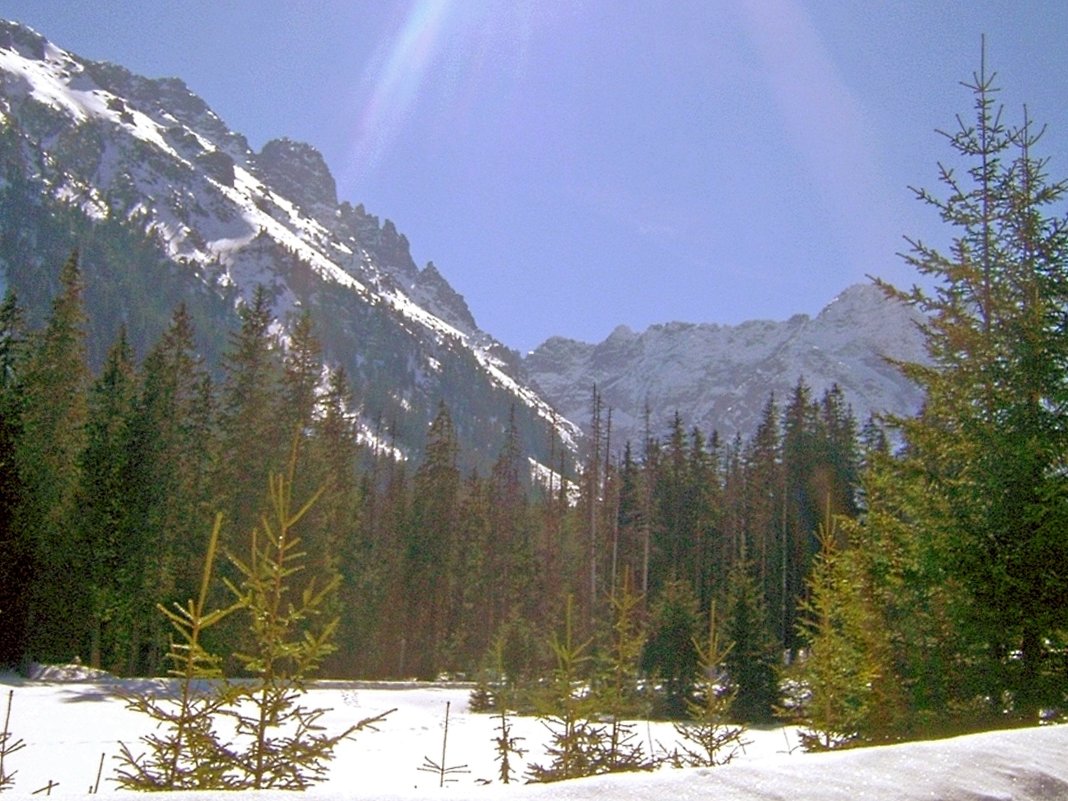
[1,668,1066,800]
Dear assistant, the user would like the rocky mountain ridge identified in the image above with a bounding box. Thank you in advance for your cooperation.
[0,18,928,465]
[524,283,927,446]
[0,19,573,468]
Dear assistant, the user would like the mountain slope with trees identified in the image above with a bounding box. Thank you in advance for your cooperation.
[0,19,574,472]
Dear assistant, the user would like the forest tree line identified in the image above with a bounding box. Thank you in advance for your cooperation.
[0,248,864,692]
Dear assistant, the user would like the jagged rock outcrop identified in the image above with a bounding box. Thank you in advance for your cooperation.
[525,283,927,445]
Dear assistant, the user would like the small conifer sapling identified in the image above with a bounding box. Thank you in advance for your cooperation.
[0,689,26,792]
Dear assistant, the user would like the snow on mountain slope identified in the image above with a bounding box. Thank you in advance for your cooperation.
[0,19,577,463]
[525,284,928,445]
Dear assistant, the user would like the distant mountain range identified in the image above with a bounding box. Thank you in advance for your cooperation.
[0,19,925,467]
[523,283,927,446]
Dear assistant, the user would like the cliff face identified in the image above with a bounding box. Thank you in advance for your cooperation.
[525,283,926,444]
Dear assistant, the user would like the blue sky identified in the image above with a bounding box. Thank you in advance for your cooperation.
[4,2,1068,353]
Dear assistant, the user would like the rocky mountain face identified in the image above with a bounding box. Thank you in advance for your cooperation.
[0,19,928,468]
[524,283,927,446]
[0,20,575,469]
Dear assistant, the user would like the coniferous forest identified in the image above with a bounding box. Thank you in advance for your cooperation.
[0,56,1066,754]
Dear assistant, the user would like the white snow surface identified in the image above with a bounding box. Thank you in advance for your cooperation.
[1,668,1066,800]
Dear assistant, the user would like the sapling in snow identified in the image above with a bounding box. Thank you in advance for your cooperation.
[0,689,26,792]
[223,463,392,790]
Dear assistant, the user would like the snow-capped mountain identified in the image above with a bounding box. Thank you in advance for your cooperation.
[0,20,575,467]
[0,19,928,466]
[524,283,927,446]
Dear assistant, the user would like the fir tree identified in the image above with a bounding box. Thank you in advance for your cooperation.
[225,455,392,789]
[77,326,138,672]
[878,46,1068,714]
[18,251,90,663]
[526,596,606,783]
[115,515,244,791]
[215,285,285,552]
[672,603,748,767]
[128,303,216,675]
[640,579,701,719]
[722,561,780,724]
[406,401,461,679]
[591,578,656,774]
[793,512,889,750]
[0,292,29,667]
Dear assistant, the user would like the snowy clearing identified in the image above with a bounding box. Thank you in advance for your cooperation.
[1,669,1066,800]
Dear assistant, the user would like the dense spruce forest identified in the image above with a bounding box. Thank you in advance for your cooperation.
[0,57,1066,753]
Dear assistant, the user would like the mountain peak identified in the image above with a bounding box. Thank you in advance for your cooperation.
[525,284,926,444]
[0,17,578,468]
[0,20,46,60]
[254,137,337,217]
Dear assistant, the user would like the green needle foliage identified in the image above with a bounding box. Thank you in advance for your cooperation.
[115,514,244,790]
[594,580,656,775]
[224,458,391,790]
[119,456,391,791]
[794,513,888,751]
[672,603,748,767]
[526,595,603,783]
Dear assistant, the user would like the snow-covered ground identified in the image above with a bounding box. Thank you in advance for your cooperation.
[1,668,1066,800]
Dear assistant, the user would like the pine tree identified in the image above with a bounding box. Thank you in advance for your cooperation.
[591,578,655,774]
[672,602,748,767]
[128,304,216,674]
[77,326,138,672]
[781,378,820,655]
[312,368,363,677]
[877,47,1068,714]
[405,401,460,678]
[722,561,780,724]
[18,251,90,663]
[741,395,784,645]
[0,292,30,667]
[115,515,243,791]
[526,596,607,783]
[793,512,890,750]
[640,579,701,719]
[487,406,536,639]
[225,456,391,789]
[212,286,284,662]
[215,286,285,551]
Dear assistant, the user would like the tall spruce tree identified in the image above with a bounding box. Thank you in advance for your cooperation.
[406,401,461,678]
[640,579,702,718]
[876,48,1068,713]
[215,286,285,548]
[77,326,138,672]
[129,303,216,674]
[742,395,785,645]
[18,251,90,663]
[0,291,29,666]
[793,508,903,748]
[488,407,536,638]
[211,286,285,664]
[722,561,779,723]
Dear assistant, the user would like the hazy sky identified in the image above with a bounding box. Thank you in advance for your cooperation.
[5,2,1068,352]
